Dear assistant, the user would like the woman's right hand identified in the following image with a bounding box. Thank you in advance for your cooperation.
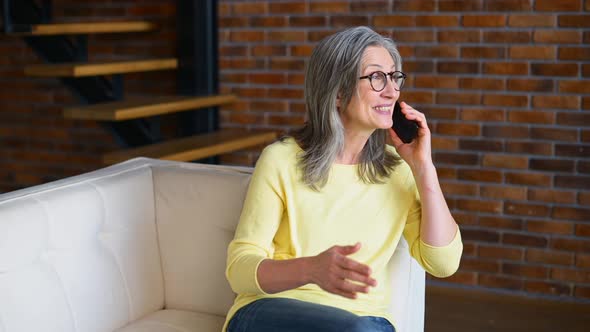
[306,242,377,299]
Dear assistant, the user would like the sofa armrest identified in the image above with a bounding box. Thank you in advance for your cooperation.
[387,237,425,332]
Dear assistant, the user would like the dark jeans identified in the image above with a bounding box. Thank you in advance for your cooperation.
[227,298,395,332]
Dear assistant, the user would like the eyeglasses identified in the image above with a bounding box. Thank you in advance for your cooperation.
[359,71,406,92]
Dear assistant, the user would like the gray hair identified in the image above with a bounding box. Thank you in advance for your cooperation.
[293,26,403,190]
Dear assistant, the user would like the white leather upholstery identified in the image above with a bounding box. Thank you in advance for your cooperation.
[0,157,425,332]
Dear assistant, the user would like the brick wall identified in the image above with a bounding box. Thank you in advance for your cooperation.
[218,0,590,301]
[0,0,177,192]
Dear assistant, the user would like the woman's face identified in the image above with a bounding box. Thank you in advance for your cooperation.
[339,46,400,135]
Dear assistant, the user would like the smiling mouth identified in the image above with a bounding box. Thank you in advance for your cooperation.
[373,106,392,114]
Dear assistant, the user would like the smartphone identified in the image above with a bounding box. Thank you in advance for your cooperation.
[392,101,419,143]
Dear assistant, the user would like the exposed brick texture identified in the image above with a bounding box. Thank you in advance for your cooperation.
[216,0,590,303]
[0,0,588,304]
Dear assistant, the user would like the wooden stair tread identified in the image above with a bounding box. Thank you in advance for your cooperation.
[103,131,277,165]
[63,94,237,121]
[9,21,156,36]
[24,58,177,77]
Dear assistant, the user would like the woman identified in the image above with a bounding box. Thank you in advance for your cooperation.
[223,26,462,332]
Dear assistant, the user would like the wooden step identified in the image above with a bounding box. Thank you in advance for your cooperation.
[24,58,177,77]
[63,94,237,121]
[9,21,156,36]
[103,131,277,165]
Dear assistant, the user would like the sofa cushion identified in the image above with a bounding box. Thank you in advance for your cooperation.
[115,309,225,332]
[152,164,252,316]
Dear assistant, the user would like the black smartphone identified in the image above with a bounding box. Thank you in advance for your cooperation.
[392,101,419,143]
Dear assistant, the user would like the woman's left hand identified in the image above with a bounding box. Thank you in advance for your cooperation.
[388,101,433,172]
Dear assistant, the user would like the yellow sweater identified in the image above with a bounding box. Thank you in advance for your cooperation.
[224,138,462,331]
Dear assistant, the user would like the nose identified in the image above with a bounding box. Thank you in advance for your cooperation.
[381,77,399,99]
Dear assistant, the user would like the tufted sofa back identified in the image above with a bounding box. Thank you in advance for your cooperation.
[0,158,252,332]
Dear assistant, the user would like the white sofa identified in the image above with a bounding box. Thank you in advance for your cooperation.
[0,157,425,332]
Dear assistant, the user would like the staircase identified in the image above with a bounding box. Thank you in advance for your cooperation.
[3,0,276,165]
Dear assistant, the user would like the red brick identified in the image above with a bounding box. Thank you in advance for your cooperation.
[557,113,590,126]
[438,61,479,74]
[579,192,590,205]
[481,185,527,200]
[555,144,590,158]
[290,45,314,57]
[439,0,482,11]
[505,172,552,186]
[533,96,580,109]
[270,58,305,71]
[373,15,415,27]
[479,245,523,261]
[505,202,550,217]
[436,123,480,136]
[508,79,553,92]
[269,2,307,14]
[577,253,590,268]
[551,238,590,252]
[534,30,583,43]
[232,2,268,15]
[580,161,590,174]
[462,229,501,243]
[435,152,479,165]
[351,1,390,12]
[416,15,460,27]
[431,271,477,285]
[508,111,554,124]
[555,175,590,190]
[460,108,505,121]
[530,158,575,172]
[483,62,529,75]
[526,249,574,266]
[438,30,481,43]
[531,63,579,77]
[559,15,590,27]
[482,155,528,169]
[289,16,326,27]
[432,137,458,150]
[251,45,287,56]
[440,182,478,196]
[220,45,247,56]
[559,81,590,94]
[267,88,304,99]
[576,224,590,237]
[552,207,590,221]
[397,31,435,44]
[268,114,305,126]
[531,128,578,142]
[483,31,532,43]
[393,0,436,11]
[331,15,369,27]
[504,233,548,248]
[400,91,435,104]
[560,47,590,61]
[508,14,556,27]
[461,46,506,59]
[536,0,582,11]
[510,46,556,60]
[483,94,528,107]
[503,263,549,279]
[309,1,349,13]
[230,30,265,42]
[458,169,503,183]
[250,101,288,113]
[268,31,306,43]
[249,16,287,27]
[436,92,481,105]
[483,125,530,139]
[528,220,574,235]
[528,189,577,204]
[463,15,506,27]
[219,17,249,28]
[415,75,459,89]
[462,257,501,273]
[457,199,503,213]
[437,167,457,179]
[479,274,523,290]
[415,46,459,58]
[308,30,337,42]
[525,281,571,297]
[552,268,590,283]
[460,139,504,152]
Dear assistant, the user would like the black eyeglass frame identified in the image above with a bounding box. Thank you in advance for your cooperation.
[359,70,407,92]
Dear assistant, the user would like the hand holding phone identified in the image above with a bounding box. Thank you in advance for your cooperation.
[392,101,419,143]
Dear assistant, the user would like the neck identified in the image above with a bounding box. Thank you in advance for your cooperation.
[336,129,373,165]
